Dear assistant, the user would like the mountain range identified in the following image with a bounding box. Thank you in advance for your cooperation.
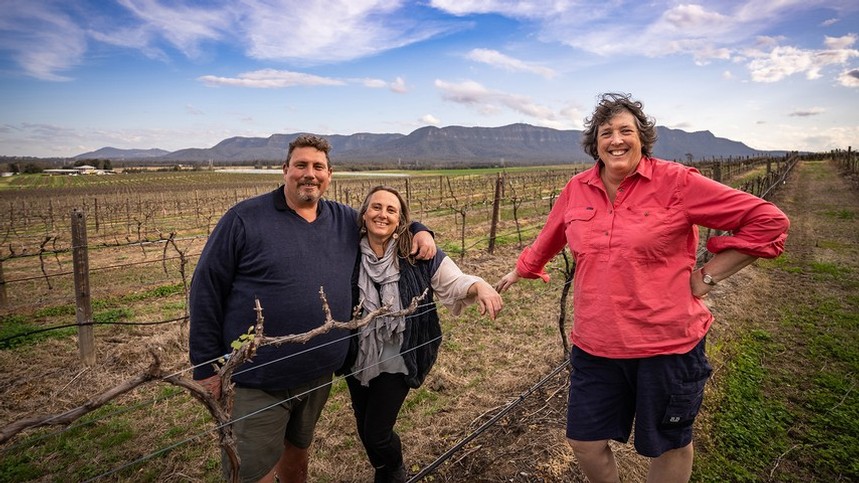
[75,123,781,166]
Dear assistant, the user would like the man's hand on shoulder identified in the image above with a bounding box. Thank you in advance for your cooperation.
[411,230,437,260]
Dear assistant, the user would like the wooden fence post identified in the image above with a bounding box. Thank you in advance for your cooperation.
[405,178,411,208]
[71,208,96,366]
[0,259,7,311]
[488,174,503,254]
[93,197,100,233]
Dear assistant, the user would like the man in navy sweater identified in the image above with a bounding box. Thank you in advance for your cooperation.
[189,134,435,482]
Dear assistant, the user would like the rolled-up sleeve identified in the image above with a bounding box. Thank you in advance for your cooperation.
[683,170,790,258]
[706,206,789,257]
[431,257,483,315]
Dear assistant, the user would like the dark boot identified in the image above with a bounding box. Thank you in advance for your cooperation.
[374,464,408,483]
[373,465,389,483]
[389,464,407,483]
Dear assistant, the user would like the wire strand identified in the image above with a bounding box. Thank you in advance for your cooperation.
[408,359,569,482]
[83,325,446,481]
[1,302,439,456]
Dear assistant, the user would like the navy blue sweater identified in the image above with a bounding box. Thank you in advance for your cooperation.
[189,187,358,389]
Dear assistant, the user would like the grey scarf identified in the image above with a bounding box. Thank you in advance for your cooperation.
[353,237,405,385]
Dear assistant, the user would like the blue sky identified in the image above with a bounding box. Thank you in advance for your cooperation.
[1,0,857,159]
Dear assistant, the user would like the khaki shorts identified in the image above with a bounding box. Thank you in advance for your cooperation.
[222,374,333,482]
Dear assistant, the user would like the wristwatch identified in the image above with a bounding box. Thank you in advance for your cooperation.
[700,269,717,286]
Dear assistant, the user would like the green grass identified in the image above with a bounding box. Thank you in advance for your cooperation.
[777,299,859,480]
[696,155,858,481]
[696,289,859,481]
[823,209,855,220]
[0,393,219,482]
[402,386,442,416]
[756,252,803,273]
[0,405,136,481]
[0,314,78,349]
[1,282,185,349]
[696,330,793,482]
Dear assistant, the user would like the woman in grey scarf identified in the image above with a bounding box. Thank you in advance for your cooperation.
[347,186,503,483]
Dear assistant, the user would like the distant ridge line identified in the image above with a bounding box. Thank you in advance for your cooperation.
[74,123,783,166]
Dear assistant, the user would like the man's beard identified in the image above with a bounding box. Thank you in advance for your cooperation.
[297,183,322,202]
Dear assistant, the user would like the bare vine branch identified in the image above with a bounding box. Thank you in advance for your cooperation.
[556,249,575,358]
[0,286,428,482]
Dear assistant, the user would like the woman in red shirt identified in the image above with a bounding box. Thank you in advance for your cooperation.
[496,93,789,483]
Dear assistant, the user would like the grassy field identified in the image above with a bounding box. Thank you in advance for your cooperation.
[1,159,855,481]
[693,159,859,482]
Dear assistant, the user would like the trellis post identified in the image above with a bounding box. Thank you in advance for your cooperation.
[488,174,503,254]
[71,208,96,366]
[0,260,7,311]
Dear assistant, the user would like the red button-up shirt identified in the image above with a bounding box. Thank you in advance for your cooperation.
[516,157,789,358]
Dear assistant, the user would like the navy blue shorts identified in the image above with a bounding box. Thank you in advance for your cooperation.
[566,338,712,457]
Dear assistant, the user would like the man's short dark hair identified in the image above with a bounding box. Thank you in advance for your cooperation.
[286,134,332,167]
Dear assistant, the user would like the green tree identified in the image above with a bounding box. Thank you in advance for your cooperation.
[22,163,43,174]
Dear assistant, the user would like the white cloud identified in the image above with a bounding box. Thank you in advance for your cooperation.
[359,76,408,93]
[558,104,586,129]
[658,4,733,33]
[88,26,168,62]
[435,79,502,115]
[5,1,466,79]
[746,46,816,82]
[825,33,857,50]
[434,79,556,121]
[390,77,407,93]
[116,0,232,58]
[0,1,87,81]
[748,123,859,152]
[838,68,859,87]
[512,3,741,58]
[362,78,388,89]
[745,37,859,83]
[420,114,441,125]
[198,69,345,88]
[466,48,556,78]
[199,70,413,93]
[431,1,859,89]
[236,0,458,64]
[429,0,567,19]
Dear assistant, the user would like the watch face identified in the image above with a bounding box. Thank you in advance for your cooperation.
[703,273,715,285]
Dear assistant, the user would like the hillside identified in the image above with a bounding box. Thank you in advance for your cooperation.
[73,147,170,159]
[74,123,781,166]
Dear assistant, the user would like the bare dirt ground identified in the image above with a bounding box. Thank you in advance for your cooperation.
[1,158,855,482]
